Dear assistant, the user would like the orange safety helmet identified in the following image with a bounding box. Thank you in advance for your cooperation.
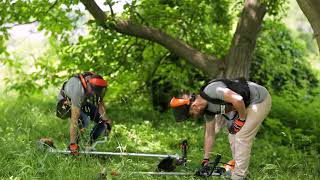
[89,75,108,97]
[79,73,108,97]
[169,94,196,122]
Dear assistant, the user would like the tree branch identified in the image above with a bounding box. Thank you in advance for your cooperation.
[80,0,224,77]
[108,3,115,17]
[296,0,320,53]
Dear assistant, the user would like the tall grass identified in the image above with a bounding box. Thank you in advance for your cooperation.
[0,96,318,179]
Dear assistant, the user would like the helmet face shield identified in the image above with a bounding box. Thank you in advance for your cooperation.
[91,85,106,97]
[170,94,196,122]
[172,104,190,122]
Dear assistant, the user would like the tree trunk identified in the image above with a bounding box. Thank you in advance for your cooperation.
[296,0,320,53]
[225,0,267,79]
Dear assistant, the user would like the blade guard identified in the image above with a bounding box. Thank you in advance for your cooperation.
[157,139,188,171]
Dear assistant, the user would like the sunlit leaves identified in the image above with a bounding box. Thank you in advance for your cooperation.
[261,0,288,16]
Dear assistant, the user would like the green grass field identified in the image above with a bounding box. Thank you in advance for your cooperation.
[0,96,319,179]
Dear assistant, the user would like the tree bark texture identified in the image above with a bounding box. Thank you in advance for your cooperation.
[225,0,266,78]
[296,0,320,54]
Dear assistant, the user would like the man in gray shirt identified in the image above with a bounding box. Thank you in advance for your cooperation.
[170,78,271,179]
[56,72,111,155]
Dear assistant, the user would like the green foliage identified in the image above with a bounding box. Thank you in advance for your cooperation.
[251,20,318,97]
[2,40,60,96]
[258,95,320,153]
[1,0,235,109]
[262,0,288,17]
[135,0,232,55]
[250,20,320,155]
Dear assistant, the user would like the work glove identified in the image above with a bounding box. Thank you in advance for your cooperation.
[68,143,79,155]
[99,119,112,132]
[228,118,245,134]
[201,158,210,166]
[106,121,112,132]
[196,159,212,177]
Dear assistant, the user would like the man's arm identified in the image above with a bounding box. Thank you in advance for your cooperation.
[98,100,107,119]
[223,89,246,120]
[70,105,80,144]
[204,118,216,159]
[98,100,112,125]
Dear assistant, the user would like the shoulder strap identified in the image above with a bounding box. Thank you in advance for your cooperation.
[223,78,250,107]
[200,79,231,106]
[74,71,95,94]
[199,91,229,105]
[200,78,250,107]
[79,74,88,90]
[77,72,101,107]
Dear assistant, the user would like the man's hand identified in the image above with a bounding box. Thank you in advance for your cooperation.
[228,118,245,134]
[105,119,112,131]
[201,158,210,166]
[68,143,79,155]
[99,119,112,132]
[196,160,212,177]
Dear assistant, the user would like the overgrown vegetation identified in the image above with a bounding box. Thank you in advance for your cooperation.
[251,20,318,95]
[0,94,319,179]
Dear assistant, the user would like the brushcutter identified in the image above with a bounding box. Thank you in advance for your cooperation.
[37,137,188,172]
[97,154,228,179]
[195,154,226,177]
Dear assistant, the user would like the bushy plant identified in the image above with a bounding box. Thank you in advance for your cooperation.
[251,20,318,96]
[259,95,320,153]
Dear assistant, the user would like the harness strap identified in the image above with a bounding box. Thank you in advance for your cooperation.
[200,78,250,115]
[79,74,90,93]
[61,72,101,107]
[199,91,231,105]
[77,72,102,107]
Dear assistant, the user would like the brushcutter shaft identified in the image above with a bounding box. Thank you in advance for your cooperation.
[49,148,180,159]
[131,171,222,176]
[132,172,194,176]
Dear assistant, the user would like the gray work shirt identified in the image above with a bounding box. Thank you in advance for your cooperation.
[57,77,87,108]
[203,81,269,120]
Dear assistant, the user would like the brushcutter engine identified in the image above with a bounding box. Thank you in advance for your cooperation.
[195,154,226,177]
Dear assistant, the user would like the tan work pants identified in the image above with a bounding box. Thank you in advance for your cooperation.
[228,93,272,179]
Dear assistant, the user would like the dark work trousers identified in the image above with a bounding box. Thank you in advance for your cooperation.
[79,102,106,144]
